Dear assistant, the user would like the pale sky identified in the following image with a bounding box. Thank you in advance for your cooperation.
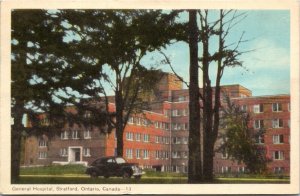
[141,10,290,96]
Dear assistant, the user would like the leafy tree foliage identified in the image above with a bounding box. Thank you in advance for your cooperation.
[11,10,109,182]
[219,96,269,174]
[12,10,178,185]
[61,10,178,156]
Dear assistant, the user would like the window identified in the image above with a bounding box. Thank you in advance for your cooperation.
[273,135,284,144]
[165,137,170,144]
[172,109,178,116]
[183,123,188,130]
[273,151,284,160]
[253,104,263,113]
[272,103,282,112]
[84,111,91,118]
[60,148,68,157]
[178,96,186,102]
[172,123,179,130]
[72,130,79,139]
[238,167,245,173]
[136,149,141,159]
[159,122,163,129]
[183,109,188,116]
[272,119,283,128]
[136,118,141,125]
[254,120,264,129]
[143,134,150,142]
[166,151,169,159]
[165,123,170,130]
[221,149,228,159]
[288,120,290,128]
[143,150,149,159]
[155,121,159,128]
[221,166,231,173]
[84,130,91,139]
[172,137,181,144]
[135,133,141,141]
[182,151,188,158]
[128,117,134,124]
[183,137,188,144]
[274,167,284,174]
[155,150,160,159]
[155,136,159,143]
[126,132,134,141]
[142,119,148,126]
[172,151,180,158]
[83,148,91,157]
[40,118,50,126]
[38,152,47,159]
[126,149,133,159]
[240,105,247,112]
[172,165,180,173]
[256,135,264,144]
[183,166,188,173]
[38,139,47,147]
[164,110,170,117]
[61,131,68,140]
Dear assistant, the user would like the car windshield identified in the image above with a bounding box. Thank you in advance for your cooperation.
[115,157,126,164]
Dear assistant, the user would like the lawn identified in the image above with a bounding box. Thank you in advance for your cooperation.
[18,165,290,184]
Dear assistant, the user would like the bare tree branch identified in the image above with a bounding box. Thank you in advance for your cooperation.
[158,50,189,88]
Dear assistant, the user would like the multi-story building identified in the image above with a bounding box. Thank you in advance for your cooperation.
[22,73,290,175]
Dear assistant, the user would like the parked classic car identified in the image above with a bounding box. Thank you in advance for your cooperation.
[85,156,144,179]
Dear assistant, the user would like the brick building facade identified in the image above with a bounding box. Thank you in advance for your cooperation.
[22,73,290,175]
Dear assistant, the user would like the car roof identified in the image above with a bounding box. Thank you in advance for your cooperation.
[97,156,123,161]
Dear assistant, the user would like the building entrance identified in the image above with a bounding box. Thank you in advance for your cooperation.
[68,147,82,162]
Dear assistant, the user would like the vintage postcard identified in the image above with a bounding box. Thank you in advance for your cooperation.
[0,0,299,194]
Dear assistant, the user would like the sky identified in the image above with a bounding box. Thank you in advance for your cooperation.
[140,10,290,96]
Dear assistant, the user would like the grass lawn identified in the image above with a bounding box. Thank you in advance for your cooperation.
[18,165,290,184]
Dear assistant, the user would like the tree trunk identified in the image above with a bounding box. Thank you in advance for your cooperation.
[188,10,202,183]
[201,10,214,182]
[11,101,24,183]
[115,89,124,157]
[203,139,214,181]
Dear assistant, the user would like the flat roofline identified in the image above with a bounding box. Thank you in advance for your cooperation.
[158,84,252,93]
[232,94,290,100]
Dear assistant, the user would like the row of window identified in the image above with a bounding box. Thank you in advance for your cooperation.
[60,130,91,140]
[171,123,188,131]
[59,148,91,157]
[172,137,188,144]
[38,139,47,147]
[163,109,189,117]
[256,134,287,144]
[127,150,188,160]
[219,166,285,174]
[125,132,171,144]
[127,117,170,130]
[172,151,188,159]
[221,150,285,161]
[253,119,290,129]
[221,166,245,174]
[126,149,171,160]
[242,103,290,113]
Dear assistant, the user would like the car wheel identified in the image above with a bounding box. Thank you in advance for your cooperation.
[90,171,98,178]
[122,171,131,179]
[134,175,141,180]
